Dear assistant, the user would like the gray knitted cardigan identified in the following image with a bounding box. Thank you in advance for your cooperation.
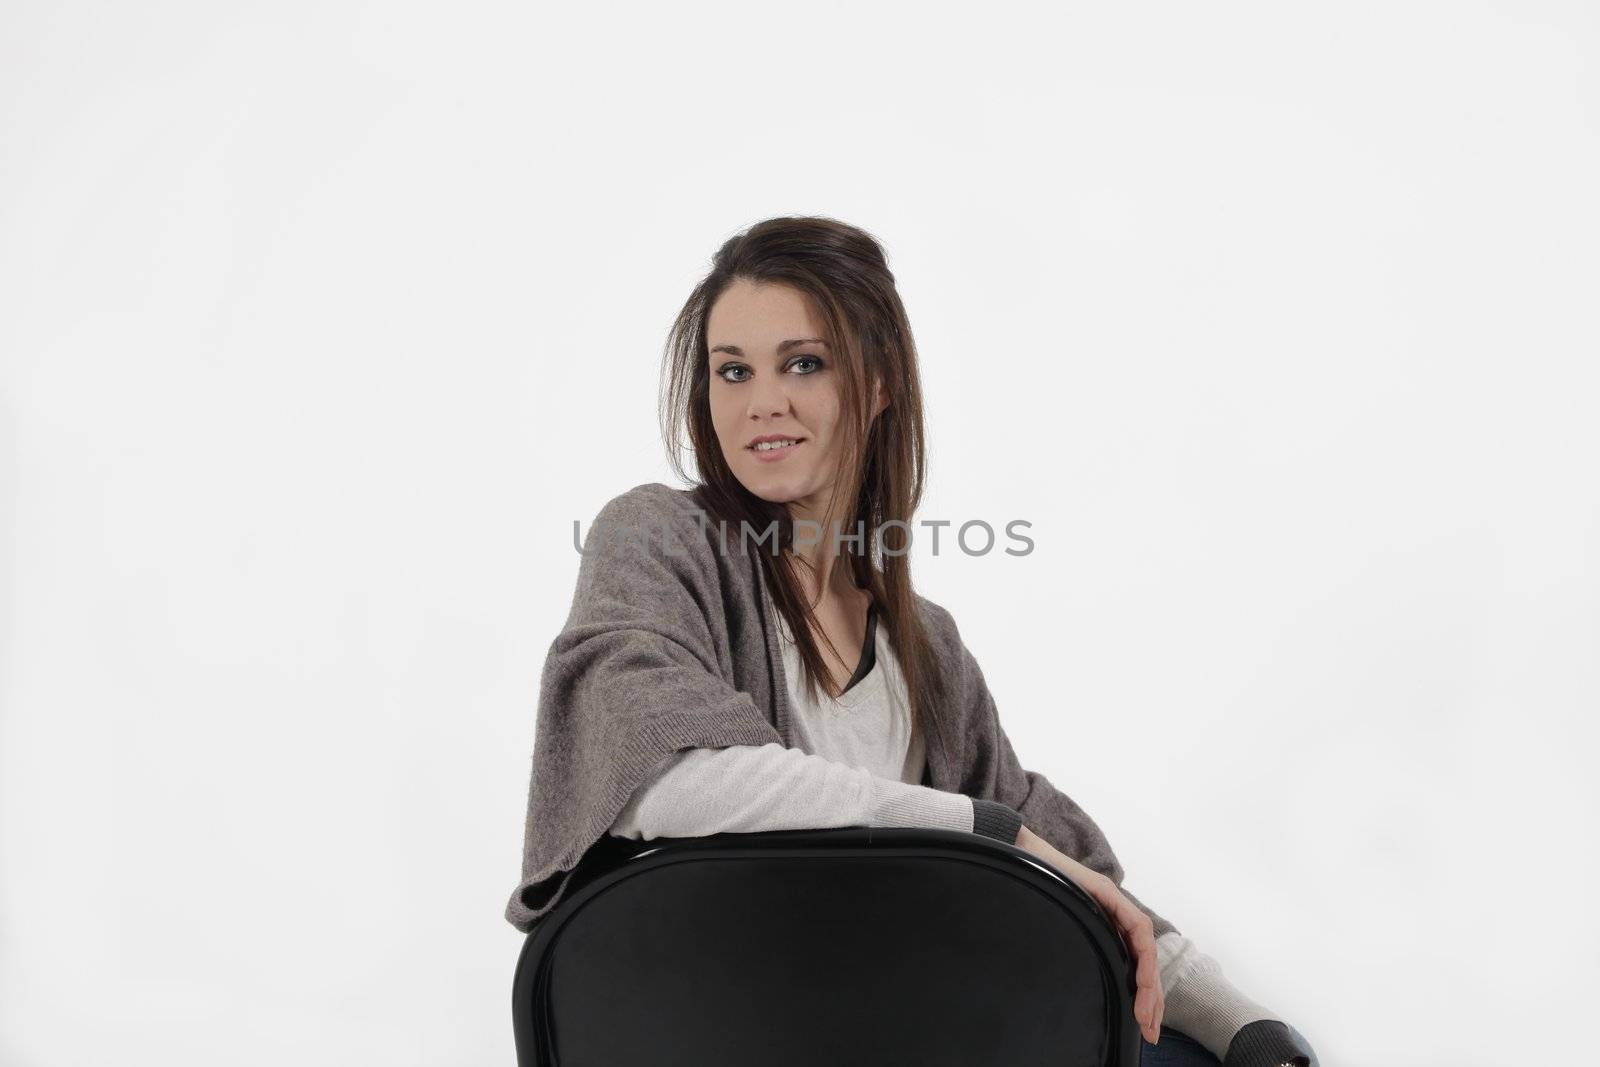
[506,480,1174,936]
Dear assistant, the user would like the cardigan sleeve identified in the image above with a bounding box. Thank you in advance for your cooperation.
[504,485,789,934]
[609,741,1026,844]
[608,741,971,838]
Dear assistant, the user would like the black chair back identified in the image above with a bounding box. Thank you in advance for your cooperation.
[512,827,1141,1066]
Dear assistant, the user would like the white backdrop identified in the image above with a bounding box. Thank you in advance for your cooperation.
[3,2,1596,1064]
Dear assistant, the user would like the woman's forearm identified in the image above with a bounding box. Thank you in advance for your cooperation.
[609,741,1022,841]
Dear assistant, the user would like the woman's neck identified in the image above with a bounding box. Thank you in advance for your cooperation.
[786,545,866,611]
[780,490,867,606]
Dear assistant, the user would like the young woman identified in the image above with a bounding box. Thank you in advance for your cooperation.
[507,216,1319,1067]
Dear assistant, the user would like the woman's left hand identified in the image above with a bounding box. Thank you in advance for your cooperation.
[1015,825,1165,1044]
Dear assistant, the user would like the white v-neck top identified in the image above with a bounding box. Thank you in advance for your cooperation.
[770,592,931,787]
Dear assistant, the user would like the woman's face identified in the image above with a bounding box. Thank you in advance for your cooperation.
[705,278,886,521]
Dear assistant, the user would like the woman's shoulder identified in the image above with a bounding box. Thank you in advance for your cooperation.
[586,481,715,538]
[578,481,733,568]
[596,480,702,519]
[903,590,988,708]
[909,590,966,655]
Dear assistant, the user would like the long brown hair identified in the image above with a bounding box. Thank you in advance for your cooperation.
[659,215,946,760]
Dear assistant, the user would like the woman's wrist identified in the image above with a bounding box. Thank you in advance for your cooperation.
[1018,825,1107,888]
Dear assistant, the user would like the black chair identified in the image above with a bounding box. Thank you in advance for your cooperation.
[512,826,1144,1066]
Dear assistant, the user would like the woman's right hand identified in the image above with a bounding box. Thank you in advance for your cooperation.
[1014,824,1165,1045]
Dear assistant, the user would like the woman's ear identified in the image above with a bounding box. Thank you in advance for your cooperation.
[872,378,890,419]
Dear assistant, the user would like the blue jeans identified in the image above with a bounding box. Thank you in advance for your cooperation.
[1141,1022,1318,1066]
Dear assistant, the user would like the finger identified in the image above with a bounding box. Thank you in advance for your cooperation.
[1134,991,1157,1044]
[1133,965,1155,1026]
[1137,936,1161,1044]
[1095,886,1160,1042]
[1110,899,1157,1003]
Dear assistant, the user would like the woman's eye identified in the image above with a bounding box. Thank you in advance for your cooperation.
[717,357,820,383]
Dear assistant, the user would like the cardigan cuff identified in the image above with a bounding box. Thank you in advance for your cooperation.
[1223,1019,1315,1067]
[970,798,1024,844]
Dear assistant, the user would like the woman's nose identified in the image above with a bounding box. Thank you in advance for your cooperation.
[745,376,790,418]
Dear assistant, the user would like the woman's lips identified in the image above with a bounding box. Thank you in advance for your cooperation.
[748,439,805,462]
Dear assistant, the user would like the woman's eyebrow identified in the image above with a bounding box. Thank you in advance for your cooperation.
[709,338,829,356]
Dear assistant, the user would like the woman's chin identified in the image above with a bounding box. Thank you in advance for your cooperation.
[735,469,813,503]
[744,479,805,503]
